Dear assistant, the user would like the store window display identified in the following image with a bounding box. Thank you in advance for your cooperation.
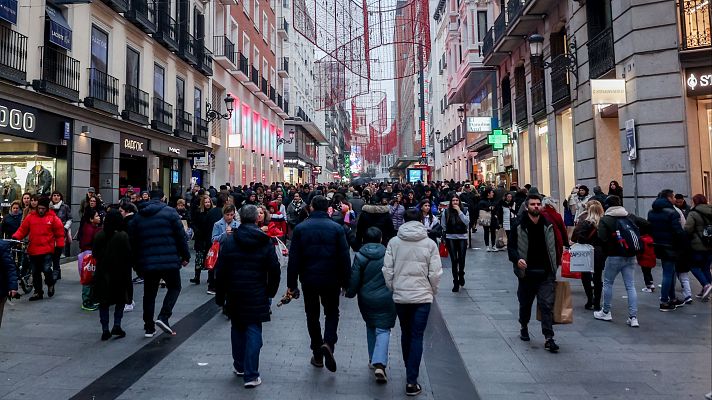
[1,157,56,206]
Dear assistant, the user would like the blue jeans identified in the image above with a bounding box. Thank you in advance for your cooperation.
[99,304,124,331]
[660,259,677,304]
[231,322,263,382]
[690,251,712,287]
[395,303,431,385]
[602,256,638,317]
[366,327,391,367]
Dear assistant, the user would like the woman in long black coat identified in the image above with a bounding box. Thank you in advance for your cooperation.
[190,195,215,284]
[92,210,133,341]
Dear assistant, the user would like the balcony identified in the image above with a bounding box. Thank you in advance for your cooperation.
[246,65,259,91]
[277,17,288,39]
[277,57,289,77]
[121,84,149,125]
[0,25,27,85]
[507,0,525,24]
[266,85,277,108]
[256,76,268,100]
[213,35,235,68]
[530,80,546,120]
[101,0,128,13]
[482,27,494,59]
[125,0,156,34]
[197,45,213,76]
[494,12,507,44]
[549,55,571,108]
[232,52,249,81]
[151,98,173,134]
[283,99,289,115]
[514,93,527,126]
[679,0,711,63]
[587,27,615,79]
[193,116,209,145]
[154,14,179,52]
[501,102,512,128]
[296,106,311,122]
[174,109,193,140]
[179,31,199,66]
[84,68,120,115]
[32,46,80,102]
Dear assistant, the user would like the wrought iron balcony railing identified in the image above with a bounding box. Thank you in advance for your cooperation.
[85,68,120,114]
[151,97,173,134]
[507,0,526,25]
[213,35,235,64]
[550,54,571,106]
[482,27,494,58]
[530,80,546,118]
[514,93,527,125]
[239,52,249,75]
[494,12,507,44]
[587,27,615,79]
[679,0,711,50]
[122,84,149,125]
[33,46,80,102]
[197,45,213,76]
[193,116,209,145]
[125,0,156,33]
[174,109,193,140]
[155,13,179,52]
[501,102,512,128]
[251,66,260,86]
[0,25,27,85]
[179,31,199,66]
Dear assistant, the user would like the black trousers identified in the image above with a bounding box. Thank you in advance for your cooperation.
[483,226,497,247]
[641,266,654,286]
[301,284,340,354]
[30,254,54,294]
[142,269,182,330]
[446,239,467,283]
[517,272,555,339]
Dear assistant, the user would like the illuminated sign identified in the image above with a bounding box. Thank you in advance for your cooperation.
[487,129,509,150]
[591,79,626,105]
[466,117,492,132]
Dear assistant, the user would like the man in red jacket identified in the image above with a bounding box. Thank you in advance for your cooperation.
[12,197,65,301]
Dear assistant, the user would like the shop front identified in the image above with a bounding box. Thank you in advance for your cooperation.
[119,132,149,197]
[149,140,190,204]
[684,66,712,199]
[0,99,70,213]
[283,156,307,184]
[188,149,210,187]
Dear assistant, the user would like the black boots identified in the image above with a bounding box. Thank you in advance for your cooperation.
[189,271,200,285]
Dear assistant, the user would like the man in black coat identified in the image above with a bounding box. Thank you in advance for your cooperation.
[215,204,280,388]
[287,195,351,373]
[128,190,190,337]
[0,240,18,327]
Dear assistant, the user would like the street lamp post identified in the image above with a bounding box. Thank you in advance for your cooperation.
[277,128,295,146]
[206,93,235,122]
[527,33,579,82]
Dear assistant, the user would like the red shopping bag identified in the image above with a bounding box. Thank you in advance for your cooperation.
[636,234,656,268]
[80,253,96,285]
[560,250,582,279]
[204,241,220,271]
[439,241,448,258]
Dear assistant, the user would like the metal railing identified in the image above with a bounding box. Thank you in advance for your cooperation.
[277,94,283,109]
[152,97,173,126]
[501,102,512,128]
[124,84,149,116]
[38,46,81,93]
[251,66,259,85]
[87,68,119,105]
[278,57,289,73]
[0,25,27,84]
[156,13,178,48]
[101,0,129,12]
[239,52,249,75]
[283,99,289,114]
[587,27,615,79]
[278,17,289,33]
[199,46,213,75]
[482,27,494,57]
[128,0,156,26]
[514,93,527,125]
[679,0,711,50]
[530,80,546,117]
[179,31,197,62]
[494,12,507,43]
[269,86,276,102]
[175,109,193,134]
[213,35,235,64]
[194,116,208,143]
[507,0,526,24]
[261,77,268,94]
[549,54,571,105]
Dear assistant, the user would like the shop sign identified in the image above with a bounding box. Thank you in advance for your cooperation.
[591,79,626,105]
[0,102,36,135]
[0,0,18,25]
[150,140,188,159]
[312,166,322,175]
[189,150,209,169]
[0,99,68,145]
[120,133,148,157]
[487,129,510,150]
[466,117,492,132]
[625,119,637,161]
[685,66,712,97]
[284,158,307,168]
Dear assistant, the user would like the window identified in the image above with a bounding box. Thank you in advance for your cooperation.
[254,48,260,68]
[254,0,260,29]
[243,34,251,61]
[263,12,268,40]
[282,0,289,8]
[243,0,249,15]
[194,87,202,118]
[153,64,165,99]
[263,58,269,80]
[477,11,487,42]
[90,25,109,72]
[270,24,275,53]
[270,67,275,85]
[176,77,185,111]
[230,19,238,44]
[126,47,140,88]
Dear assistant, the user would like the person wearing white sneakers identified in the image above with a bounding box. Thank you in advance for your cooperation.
[594,196,650,327]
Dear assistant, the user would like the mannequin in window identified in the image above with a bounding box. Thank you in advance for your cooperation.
[25,164,53,196]
[2,178,22,203]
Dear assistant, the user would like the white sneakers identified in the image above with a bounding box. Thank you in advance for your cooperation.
[124,301,135,312]
[244,377,262,388]
[593,310,612,321]
[626,317,640,328]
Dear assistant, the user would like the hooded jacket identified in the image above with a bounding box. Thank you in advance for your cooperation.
[382,221,442,304]
[356,205,396,246]
[287,211,351,289]
[1,211,22,239]
[128,200,190,271]
[12,210,65,256]
[346,243,397,329]
[215,224,281,323]
[647,198,686,259]
[508,214,558,278]
[685,204,712,251]
[598,206,651,257]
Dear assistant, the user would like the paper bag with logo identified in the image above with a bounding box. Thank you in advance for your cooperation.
[569,243,594,272]
[536,281,574,324]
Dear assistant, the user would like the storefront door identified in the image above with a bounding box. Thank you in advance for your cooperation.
[557,109,576,198]
[536,123,551,196]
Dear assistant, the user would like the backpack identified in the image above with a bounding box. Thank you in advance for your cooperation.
[613,216,643,257]
[693,210,712,248]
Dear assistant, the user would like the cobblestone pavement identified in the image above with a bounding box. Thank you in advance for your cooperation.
[0,232,709,400]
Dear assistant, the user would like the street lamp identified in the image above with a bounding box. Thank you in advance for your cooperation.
[457,106,465,123]
[277,128,295,146]
[205,93,235,122]
[435,130,441,140]
[528,33,578,82]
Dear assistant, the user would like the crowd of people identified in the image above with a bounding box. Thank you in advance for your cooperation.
[0,178,710,396]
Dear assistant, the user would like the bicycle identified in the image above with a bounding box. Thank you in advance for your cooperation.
[2,239,33,295]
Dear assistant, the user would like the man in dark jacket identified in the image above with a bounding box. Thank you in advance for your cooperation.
[287,195,351,373]
[508,194,560,353]
[590,186,607,206]
[215,204,280,388]
[0,240,18,327]
[129,190,190,337]
[356,199,397,248]
[647,189,686,310]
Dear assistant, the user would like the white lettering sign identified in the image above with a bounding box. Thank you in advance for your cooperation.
[0,106,36,133]
[123,139,144,152]
[168,146,181,155]
[466,117,492,132]
[591,79,626,105]
[687,73,712,91]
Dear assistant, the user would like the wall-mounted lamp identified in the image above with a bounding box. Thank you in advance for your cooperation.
[457,106,465,123]
[528,33,578,83]
[435,130,441,140]
[206,93,235,122]
[277,128,295,146]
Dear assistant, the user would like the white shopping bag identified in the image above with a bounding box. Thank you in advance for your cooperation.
[275,238,289,268]
[569,243,594,272]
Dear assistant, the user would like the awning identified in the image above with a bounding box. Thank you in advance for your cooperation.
[389,156,420,171]
[46,5,72,50]
[0,0,18,24]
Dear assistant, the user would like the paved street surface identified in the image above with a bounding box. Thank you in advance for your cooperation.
[0,233,709,400]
